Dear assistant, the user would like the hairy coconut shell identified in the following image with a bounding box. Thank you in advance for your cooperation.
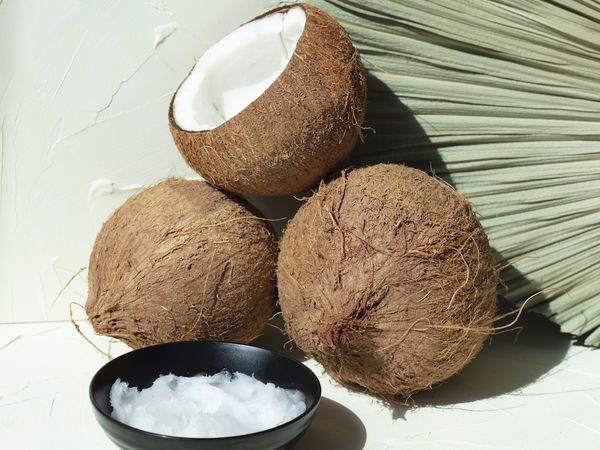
[168,3,366,196]
[86,179,277,349]
[278,164,498,398]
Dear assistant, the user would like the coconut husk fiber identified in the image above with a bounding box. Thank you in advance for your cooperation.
[169,3,366,196]
[278,164,497,398]
[86,178,277,349]
[308,0,600,346]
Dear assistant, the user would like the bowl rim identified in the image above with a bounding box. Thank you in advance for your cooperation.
[89,340,322,442]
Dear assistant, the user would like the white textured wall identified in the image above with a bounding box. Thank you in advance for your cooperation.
[0,0,280,322]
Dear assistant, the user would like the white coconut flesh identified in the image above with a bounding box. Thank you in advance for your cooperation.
[173,7,307,132]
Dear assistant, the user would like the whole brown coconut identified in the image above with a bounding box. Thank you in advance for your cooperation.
[278,164,497,398]
[168,3,366,196]
[86,179,277,349]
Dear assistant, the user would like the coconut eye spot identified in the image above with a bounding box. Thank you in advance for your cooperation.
[173,7,307,132]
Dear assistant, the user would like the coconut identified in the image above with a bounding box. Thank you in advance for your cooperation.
[277,164,498,398]
[168,4,366,196]
[85,178,277,349]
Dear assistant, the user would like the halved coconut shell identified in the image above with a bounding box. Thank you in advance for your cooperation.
[169,3,366,196]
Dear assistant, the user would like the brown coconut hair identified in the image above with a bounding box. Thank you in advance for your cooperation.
[277,164,498,398]
[86,179,278,349]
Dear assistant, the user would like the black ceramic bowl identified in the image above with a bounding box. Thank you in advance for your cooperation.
[90,341,321,450]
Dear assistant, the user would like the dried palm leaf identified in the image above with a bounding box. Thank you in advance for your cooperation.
[308,0,600,345]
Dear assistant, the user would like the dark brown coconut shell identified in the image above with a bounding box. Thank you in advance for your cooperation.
[168,3,366,196]
[86,179,277,349]
[277,164,498,398]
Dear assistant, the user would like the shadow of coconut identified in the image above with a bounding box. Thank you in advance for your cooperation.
[347,73,450,180]
[407,297,571,408]
[244,194,302,239]
[295,397,367,450]
[494,249,564,333]
[251,313,306,362]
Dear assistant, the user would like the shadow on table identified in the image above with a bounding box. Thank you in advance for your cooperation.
[295,397,367,450]
[387,297,572,418]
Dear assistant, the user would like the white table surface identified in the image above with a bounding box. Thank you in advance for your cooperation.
[1,311,599,450]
